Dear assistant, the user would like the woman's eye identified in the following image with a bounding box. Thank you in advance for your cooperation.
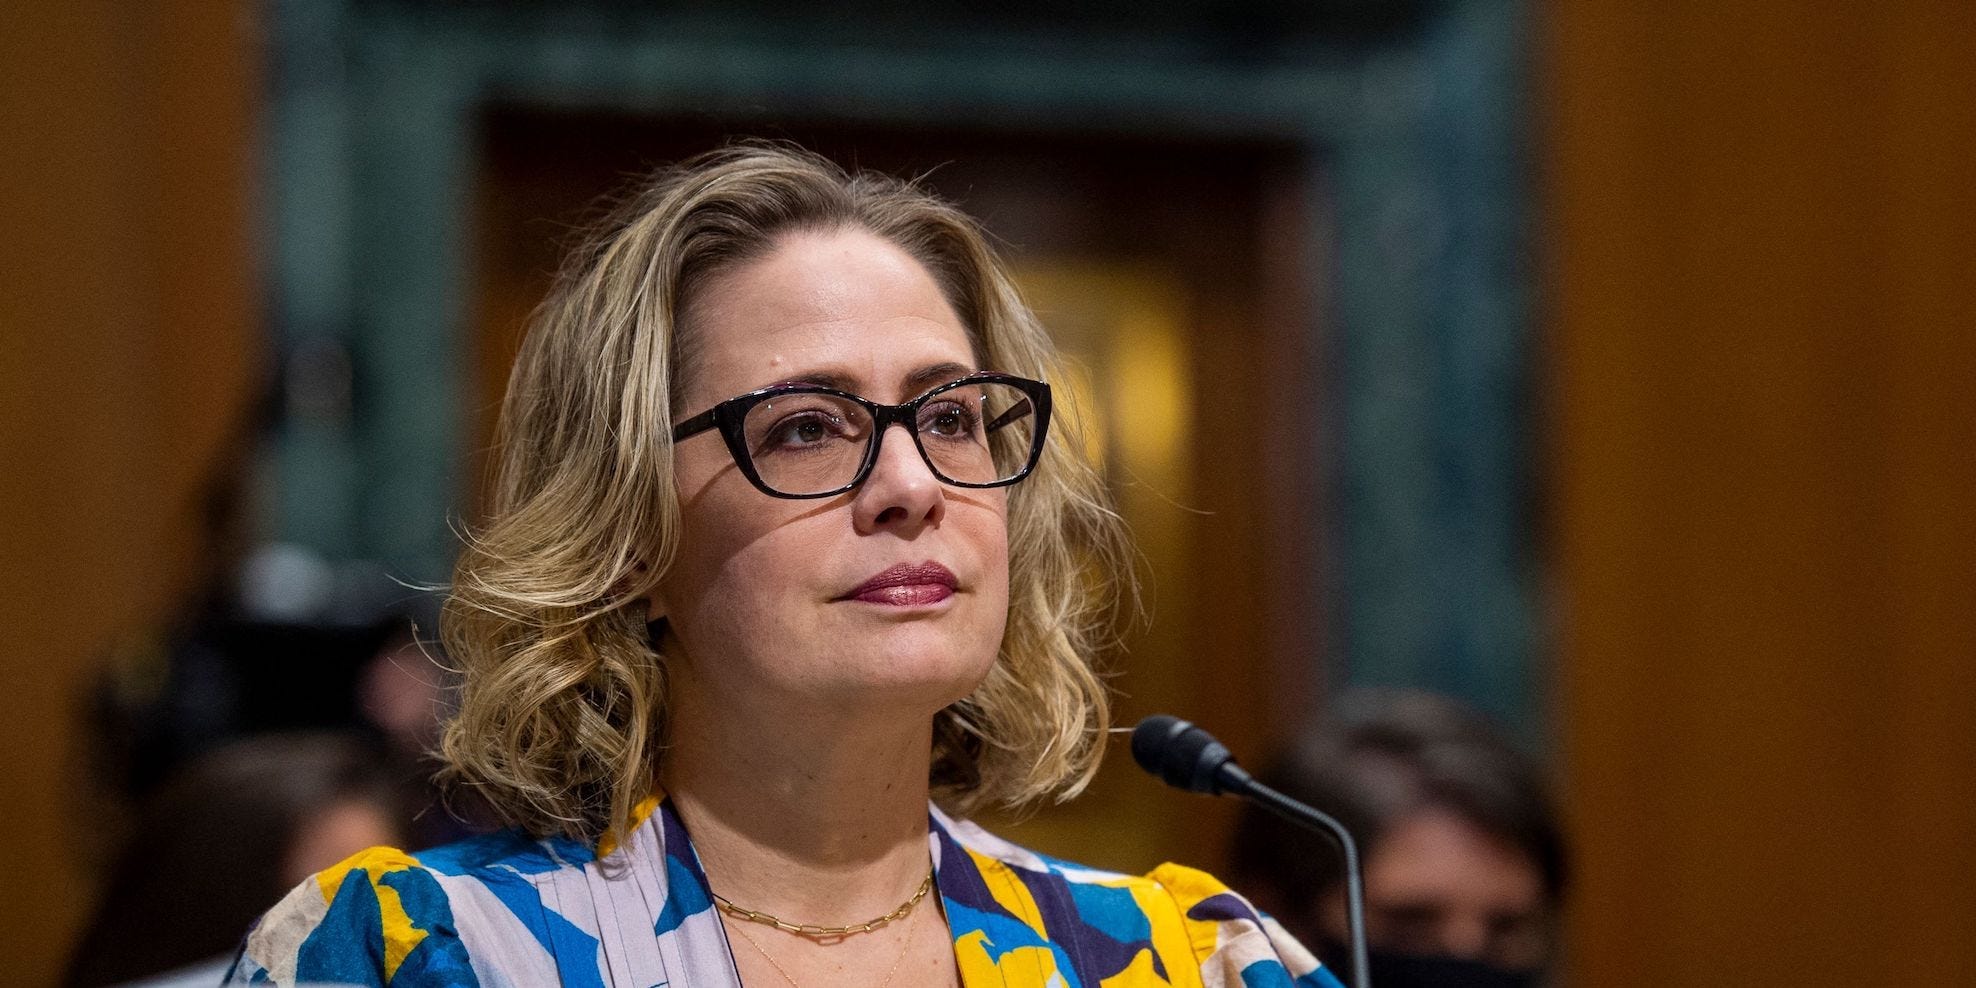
[766,414,842,449]
[921,402,980,438]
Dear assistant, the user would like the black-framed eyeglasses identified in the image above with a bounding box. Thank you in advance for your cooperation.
[670,372,1052,499]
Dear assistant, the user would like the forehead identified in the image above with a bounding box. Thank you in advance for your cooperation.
[1366,809,1545,911]
[680,227,979,405]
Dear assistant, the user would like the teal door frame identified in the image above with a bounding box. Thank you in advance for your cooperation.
[265,0,1540,731]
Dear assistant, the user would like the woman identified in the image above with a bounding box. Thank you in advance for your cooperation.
[229,144,1341,987]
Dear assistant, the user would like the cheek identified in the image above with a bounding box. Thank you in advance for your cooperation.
[962,503,1012,671]
[980,494,1010,554]
[655,447,802,624]
[661,499,806,625]
[960,494,1011,609]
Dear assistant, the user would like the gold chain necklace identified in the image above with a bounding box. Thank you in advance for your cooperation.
[717,869,935,988]
[725,918,917,988]
[711,868,935,939]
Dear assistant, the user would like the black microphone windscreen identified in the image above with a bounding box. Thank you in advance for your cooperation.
[1130,714,1188,780]
[1131,715,1241,794]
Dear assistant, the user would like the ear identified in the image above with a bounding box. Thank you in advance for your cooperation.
[631,559,667,624]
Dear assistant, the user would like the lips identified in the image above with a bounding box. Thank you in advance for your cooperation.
[840,562,959,606]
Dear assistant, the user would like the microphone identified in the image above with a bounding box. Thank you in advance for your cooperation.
[1131,715,1372,988]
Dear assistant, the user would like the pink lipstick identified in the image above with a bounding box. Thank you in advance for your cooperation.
[841,562,959,606]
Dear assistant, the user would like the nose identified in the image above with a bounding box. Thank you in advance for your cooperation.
[852,423,945,535]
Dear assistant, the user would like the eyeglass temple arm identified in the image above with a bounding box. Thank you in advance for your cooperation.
[671,407,720,442]
[985,398,1033,433]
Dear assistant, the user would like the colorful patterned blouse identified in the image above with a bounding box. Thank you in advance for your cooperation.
[227,796,1345,987]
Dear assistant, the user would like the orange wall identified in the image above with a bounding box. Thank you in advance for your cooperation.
[1549,1,1976,983]
[0,3,257,983]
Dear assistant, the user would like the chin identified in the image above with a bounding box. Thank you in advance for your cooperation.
[822,628,997,710]
[880,642,997,695]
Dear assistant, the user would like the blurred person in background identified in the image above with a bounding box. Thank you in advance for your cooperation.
[81,397,458,835]
[61,732,411,988]
[61,398,469,985]
[1228,690,1567,988]
[85,597,467,855]
[227,143,1344,987]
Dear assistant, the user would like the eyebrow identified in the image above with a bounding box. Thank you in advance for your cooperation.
[764,361,977,397]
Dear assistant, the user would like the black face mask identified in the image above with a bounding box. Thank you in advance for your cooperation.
[1321,938,1541,988]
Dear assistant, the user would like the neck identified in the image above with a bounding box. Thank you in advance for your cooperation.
[660,669,940,925]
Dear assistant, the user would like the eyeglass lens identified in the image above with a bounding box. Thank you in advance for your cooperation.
[740,382,1037,496]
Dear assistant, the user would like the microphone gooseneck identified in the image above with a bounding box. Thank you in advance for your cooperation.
[1130,715,1372,988]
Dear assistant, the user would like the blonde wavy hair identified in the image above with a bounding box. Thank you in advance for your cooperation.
[440,144,1132,843]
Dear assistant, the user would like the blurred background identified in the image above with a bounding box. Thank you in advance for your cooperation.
[2,0,1971,985]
